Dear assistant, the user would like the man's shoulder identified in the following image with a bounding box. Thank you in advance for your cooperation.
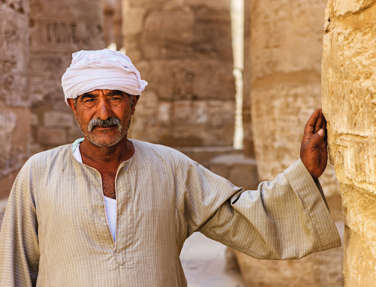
[26,143,72,168]
[132,139,192,164]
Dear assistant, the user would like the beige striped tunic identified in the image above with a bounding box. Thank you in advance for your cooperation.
[0,139,340,287]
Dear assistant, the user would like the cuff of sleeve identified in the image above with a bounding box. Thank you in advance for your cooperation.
[284,159,341,250]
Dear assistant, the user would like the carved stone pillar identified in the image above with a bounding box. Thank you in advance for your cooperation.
[322,1,376,286]
[0,0,31,199]
[235,0,344,286]
[123,0,236,147]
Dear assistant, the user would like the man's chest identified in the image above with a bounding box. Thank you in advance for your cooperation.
[36,167,179,251]
[101,172,116,199]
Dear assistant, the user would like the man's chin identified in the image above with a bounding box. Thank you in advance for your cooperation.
[86,134,125,148]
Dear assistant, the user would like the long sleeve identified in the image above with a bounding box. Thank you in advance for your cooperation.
[198,159,341,259]
[0,160,40,286]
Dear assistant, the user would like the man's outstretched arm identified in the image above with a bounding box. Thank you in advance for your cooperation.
[185,109,340,259]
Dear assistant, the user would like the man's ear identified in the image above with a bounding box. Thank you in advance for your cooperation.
[67,98,75,110]
[67,98,77,114]
[131,95,140,114]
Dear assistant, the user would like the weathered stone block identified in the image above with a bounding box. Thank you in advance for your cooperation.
[252,79,321,179]
[29,77,66,105]
[0,171,18,199]
[127,0,168,9]
[192,61,235,101]
[37,127,67,146]
[323,0,376,286]
[67,122,82,142]
[138,60,235,102]
[208,164,230,179]
[141,8,194,60]
[178,146,239,166]
[29,55,66,80]
[157,102,172,124]
[44,111,74,128]
[331,0,376,16]
[0,199,8,228]
[123,0,236,147]
[251,0,325,81]
[209,154,259,190]
[0,6,29,107]
[246,0,343,285]
[192,7,233,61]
[0,106,31,198]
[229,162,258,190]
[123,34,143,62]
[184,0,230,10]
[122,7,146,35]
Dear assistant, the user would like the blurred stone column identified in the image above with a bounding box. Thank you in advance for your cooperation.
[102,0,123,49]
[322,1,376,286]
[0,0,31,199]
[29,0,104,153]
[235,0,343,286]
[242,0,254,157]
[123,0,235,147]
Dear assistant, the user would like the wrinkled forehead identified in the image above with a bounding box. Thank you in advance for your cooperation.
[79,89,129,97]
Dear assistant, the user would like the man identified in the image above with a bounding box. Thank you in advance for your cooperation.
[0,49,340,286]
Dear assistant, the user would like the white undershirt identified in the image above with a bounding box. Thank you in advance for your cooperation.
[73,145,117,241]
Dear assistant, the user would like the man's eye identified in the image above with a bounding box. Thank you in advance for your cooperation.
[111,96,123,101]
[84,98,95,103]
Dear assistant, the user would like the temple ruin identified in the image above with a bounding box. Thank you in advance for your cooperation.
[322,0,376,285]
[2,0,374,285]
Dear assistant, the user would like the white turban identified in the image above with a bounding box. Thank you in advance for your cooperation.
[61,49,148,104]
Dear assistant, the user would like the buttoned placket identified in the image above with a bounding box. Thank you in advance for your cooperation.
[71,140,134,258]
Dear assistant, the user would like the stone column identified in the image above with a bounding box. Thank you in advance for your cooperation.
[0,0,31,199]
[29,0,104,153]
[322,1,376,286]
[235,0,343,286]
[242,0,254,157]
[102,0,123,49]
[123,0,236,147]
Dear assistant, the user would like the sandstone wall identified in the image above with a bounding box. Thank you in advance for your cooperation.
[322,1,376,286]
[102,0,123,49]
[0,0,31,199]
[29,0,105,154]
[242,0,254,157]
[123,0,236,147]
[236,0,344,286]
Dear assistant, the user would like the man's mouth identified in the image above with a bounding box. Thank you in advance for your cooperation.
[93,125,118,130]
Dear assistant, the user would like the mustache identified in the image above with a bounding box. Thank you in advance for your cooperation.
[88,117,122,132]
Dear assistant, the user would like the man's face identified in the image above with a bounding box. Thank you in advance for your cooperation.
[68,89,139,147]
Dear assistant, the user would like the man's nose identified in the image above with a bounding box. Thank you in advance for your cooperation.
[96,99,111,120]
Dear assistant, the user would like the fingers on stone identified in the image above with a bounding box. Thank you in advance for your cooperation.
[312,129,325,146]
[304,109,322,135]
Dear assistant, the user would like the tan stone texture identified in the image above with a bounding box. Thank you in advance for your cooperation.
[242,0,254,157]
[0,0,31,199]
[123,0,236,147]
[0,199,7,227]
[0,0,29,108]
[322,1,376,285]
[237,0,344,286]
[0,106,31,199]
[102,0,123,49]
